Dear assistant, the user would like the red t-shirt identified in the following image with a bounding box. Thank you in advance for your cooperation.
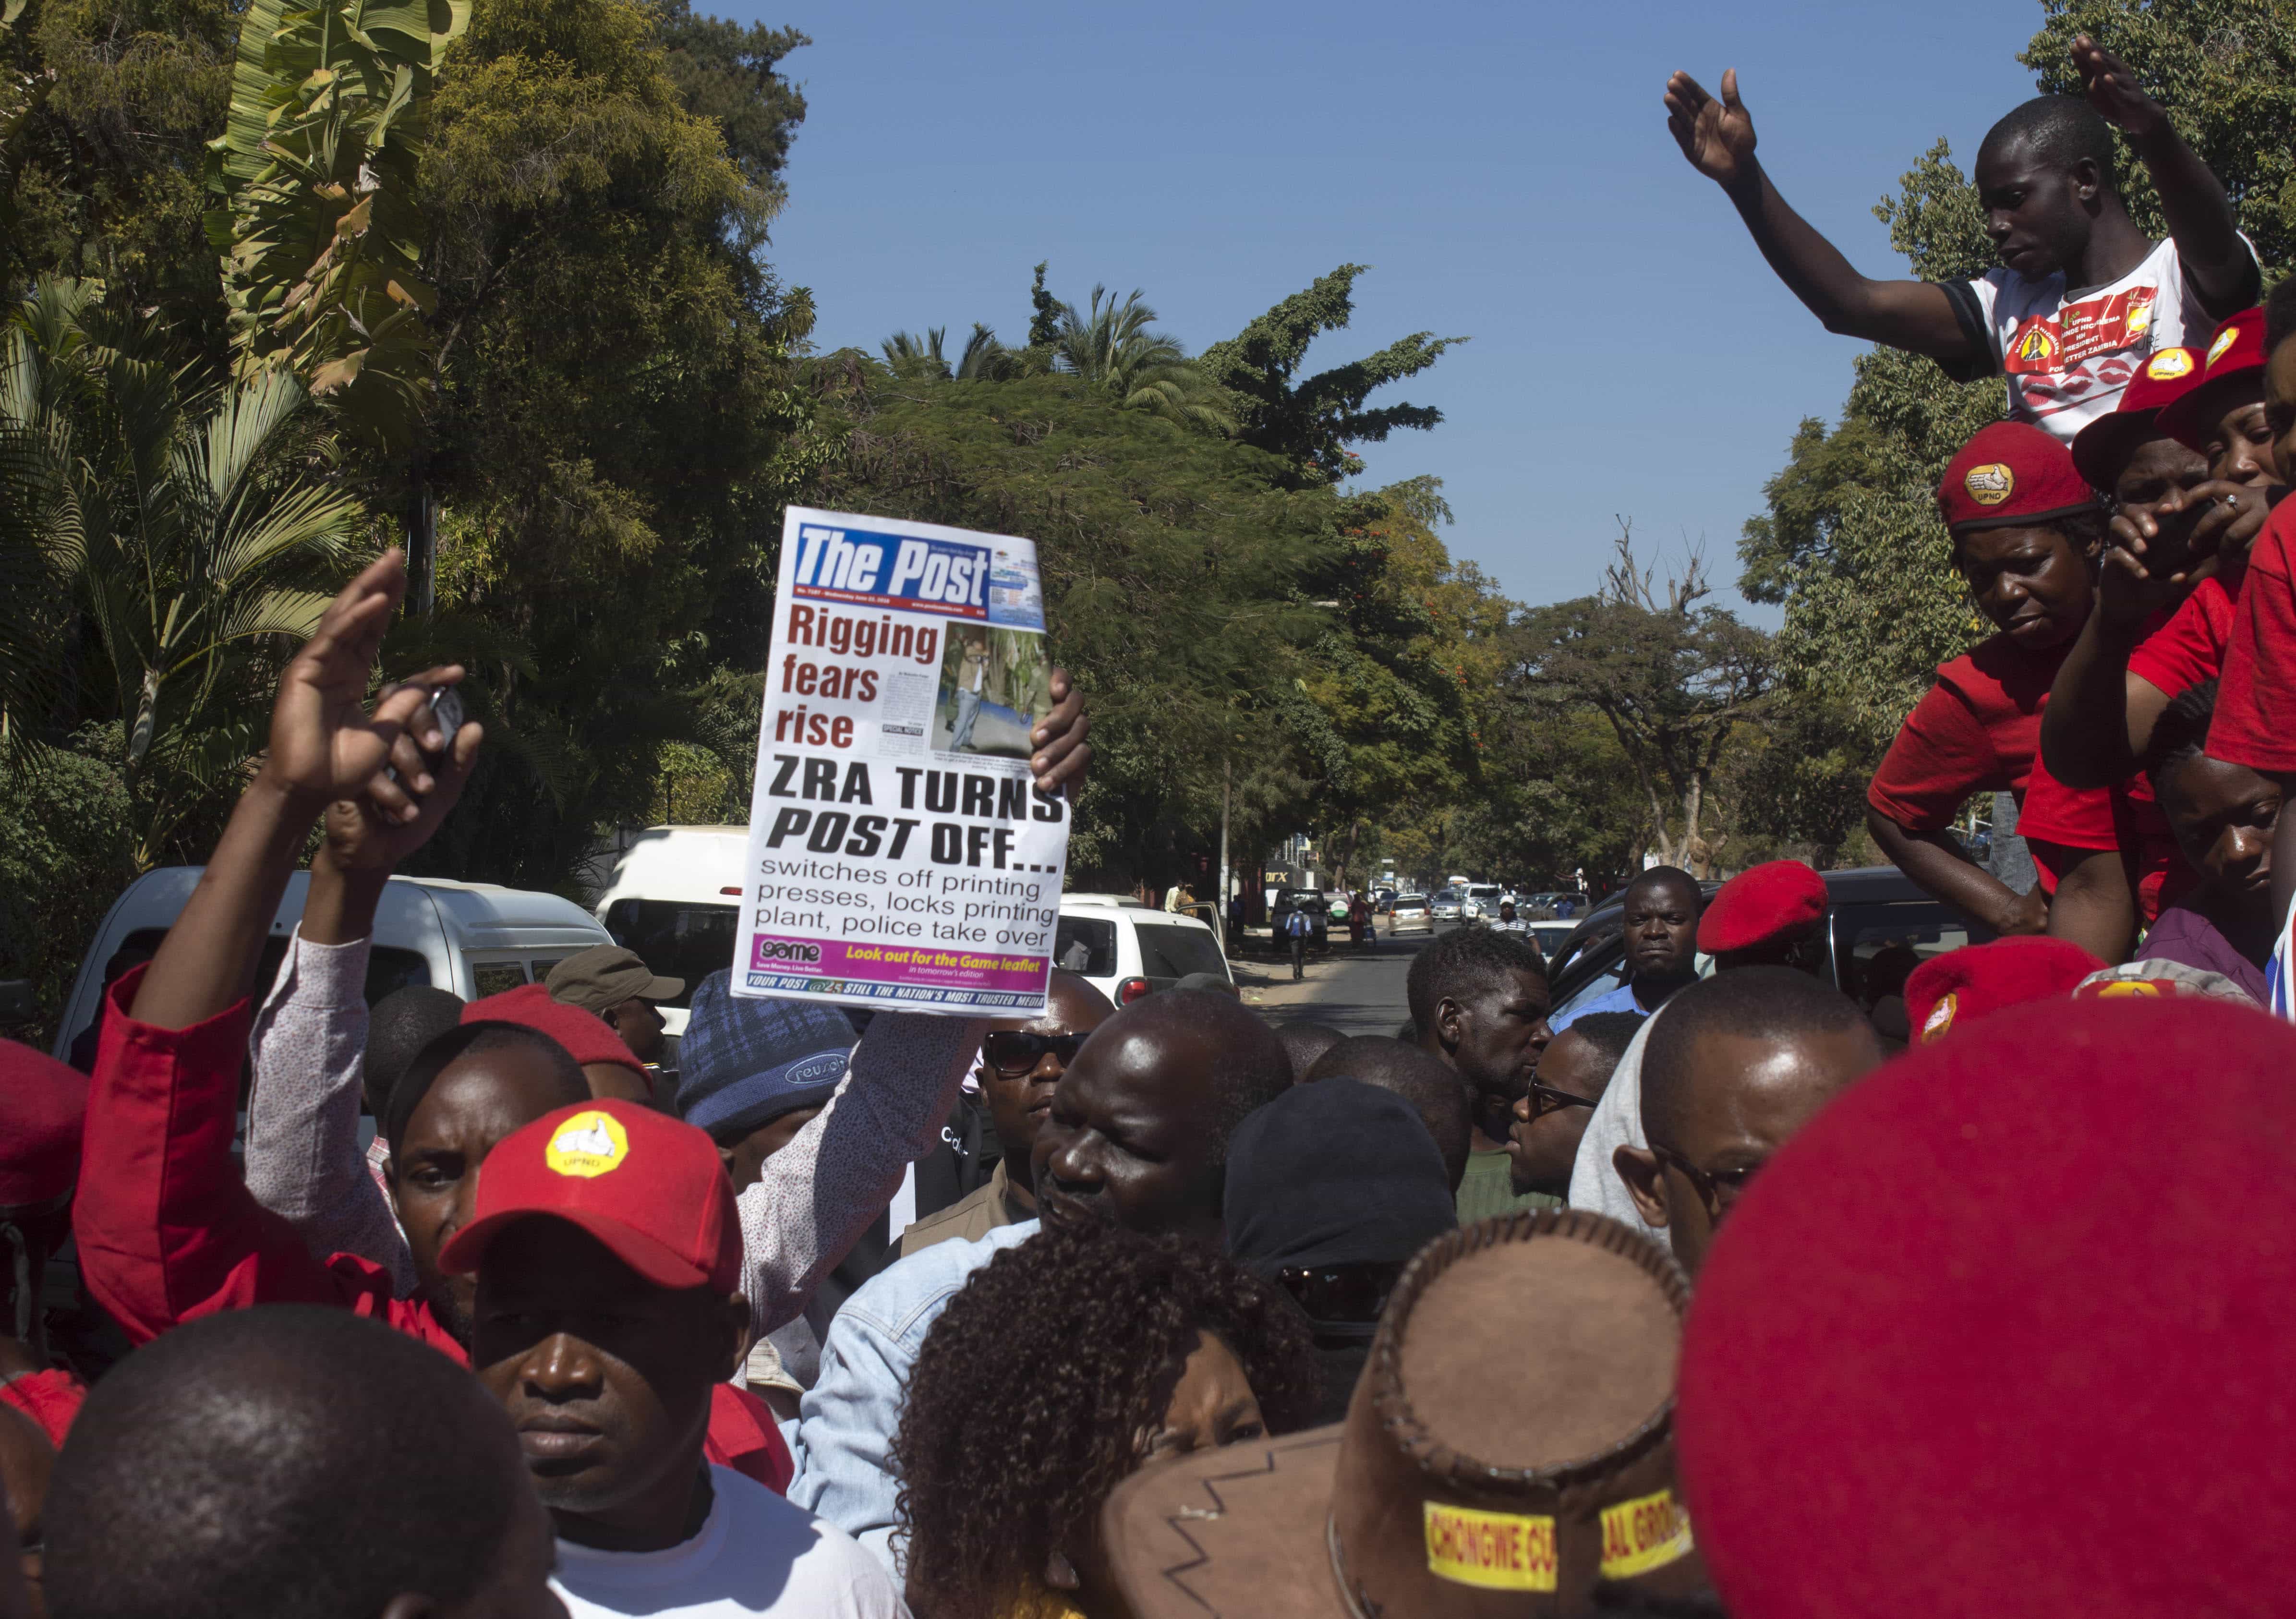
[0,1367,84,1448]
[2209,499,2296,773]
[1867,634,2062,832]
[75,974,793,1495]
[2128,575,2237,700]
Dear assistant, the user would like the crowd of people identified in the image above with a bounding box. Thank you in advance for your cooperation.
[0,32,2294,1619]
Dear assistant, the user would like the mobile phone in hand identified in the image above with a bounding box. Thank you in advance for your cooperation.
[388,687,465,785]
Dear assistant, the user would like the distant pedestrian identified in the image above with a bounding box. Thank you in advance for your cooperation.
[1283,905,1312,980]
[1346,893,1370,949]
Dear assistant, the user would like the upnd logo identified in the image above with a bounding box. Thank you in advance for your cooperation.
[1963,465,2015,507]
[545,1110,629,1179]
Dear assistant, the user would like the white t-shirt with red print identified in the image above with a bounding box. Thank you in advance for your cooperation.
[1941,233,2259,443]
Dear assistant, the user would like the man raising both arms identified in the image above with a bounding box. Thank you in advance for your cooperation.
[1666,36,2257,442]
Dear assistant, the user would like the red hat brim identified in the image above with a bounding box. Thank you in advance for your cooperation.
[439,1206,715,1292]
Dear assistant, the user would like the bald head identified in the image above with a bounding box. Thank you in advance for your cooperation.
[1642,967,1880,1144]
[1303,1036,1472,1191]
[1626,865,1698,909]
[1276,1021,1346,1082]
[45,1305,548,1619]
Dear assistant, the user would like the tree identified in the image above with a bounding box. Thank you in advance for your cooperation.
[1510,531,1777,874]
[206,0,470,448]
[1197,264,1464,486]
[1,276,368,865]
[1051,284,1232,434]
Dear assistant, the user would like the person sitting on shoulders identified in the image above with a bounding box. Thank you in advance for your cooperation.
[1666,35,2257,442]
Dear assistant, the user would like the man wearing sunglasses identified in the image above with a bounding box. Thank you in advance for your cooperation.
[898,971,1113,1257]
[1507,1012,1643,1201]
[1612,967,1882,1279]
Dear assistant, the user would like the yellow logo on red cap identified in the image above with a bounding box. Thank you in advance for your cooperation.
[1424,1502,1556,1592]
[1600,1489,1695,1580]
[2146,348,2195,381]
[2090,978,2163,998]
[545,1111,629,1178]
[1921,991,1959,1043]
[2210,325,2241,366]
[1963,464,2015,507]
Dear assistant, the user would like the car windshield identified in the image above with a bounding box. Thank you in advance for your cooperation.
[1135,922,1227,981]
[602,899,737,1009]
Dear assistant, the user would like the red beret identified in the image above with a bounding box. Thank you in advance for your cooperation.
[2158,306,2266,454]
[1904,937,2103,1043]
[1695,860,1826,955]
[1677,997,2296,1619]
[2067,345,2206,490]
[1935,421,2096,535]
[462,983,643,1075]
[0,1039,88,1208]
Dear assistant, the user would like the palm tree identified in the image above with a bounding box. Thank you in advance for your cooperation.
[1054,286,1234,434]
[881,327,951,380]
[0,278,368,864]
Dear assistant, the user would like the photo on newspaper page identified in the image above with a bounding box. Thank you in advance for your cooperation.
[731,507,1069,1015]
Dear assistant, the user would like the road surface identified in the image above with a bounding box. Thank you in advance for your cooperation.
[1234,924,1463,1038]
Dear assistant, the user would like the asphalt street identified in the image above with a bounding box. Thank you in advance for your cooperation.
[1235,920,1468,1038]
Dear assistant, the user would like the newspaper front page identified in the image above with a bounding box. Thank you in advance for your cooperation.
[731,506,1068,1015]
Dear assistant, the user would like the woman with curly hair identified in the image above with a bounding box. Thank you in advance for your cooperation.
[890,1221,1320,1619]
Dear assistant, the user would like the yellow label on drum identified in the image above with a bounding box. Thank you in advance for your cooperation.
[1599,1488,1695,1579]
[1422,1501,1557,1591]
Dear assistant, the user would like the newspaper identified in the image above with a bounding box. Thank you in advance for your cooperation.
[730,506,1069,1015]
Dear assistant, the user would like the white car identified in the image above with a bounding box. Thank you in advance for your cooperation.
[1387,894,1433,934]
[1462,883,1503,921]
[592,824,756,1037]
[56,867,612,1061]
[1430,887,1462,920]
[1055,895,1234,1006]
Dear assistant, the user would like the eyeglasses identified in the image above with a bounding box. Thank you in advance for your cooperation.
[981,1030,1087,1076]
[1526,1083,1599,1120]
[1649,1144,1760,1223]
[1278,1261,1407,1327]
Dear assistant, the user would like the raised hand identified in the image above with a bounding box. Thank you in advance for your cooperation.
[1029,668,1091,799]
[2071,35,2163,137]
[1665,68,1757,188]
[264,553,455,808]
[319,675,485,873]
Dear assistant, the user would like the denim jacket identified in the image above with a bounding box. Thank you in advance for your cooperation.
[789,1218,1042,1574]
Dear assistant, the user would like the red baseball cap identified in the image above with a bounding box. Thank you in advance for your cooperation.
[1677,996,2296,1618]
[1903,936,2104,1043]
[464,982,644,1077]
[0,1039,88,1208]
[1935,421,2096,535]
[1695,860,1827,955]
[438,1098,740,1293]
[2067,345,2207,490]
[2158,307,2267,454]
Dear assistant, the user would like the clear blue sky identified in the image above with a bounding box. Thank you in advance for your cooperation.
[730,0,2052,622]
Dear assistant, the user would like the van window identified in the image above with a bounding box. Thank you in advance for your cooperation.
[118,929,430,1010]
[1135,923,1226,982]
[1053,917,1114,977]
[603,900,737,1009]
[472,962,528,999]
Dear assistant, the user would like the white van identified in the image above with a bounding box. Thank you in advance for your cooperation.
[590,826,753,1037]
[1055,895,1233,1007]
[53,868,613,1061]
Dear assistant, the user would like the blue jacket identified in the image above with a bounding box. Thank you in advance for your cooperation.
[789,1219,1041,1574]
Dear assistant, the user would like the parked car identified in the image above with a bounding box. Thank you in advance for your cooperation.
[56,868,613,1063]
[1541,867,1995,1024]
[1526,920,1579,959]
[1430,887,1463,921]
[1374,887,1397,913]
[592,825,755,1038]
[1327,892,1353,922]
[1387,894,1433,935]
[1056,895,1234,1005]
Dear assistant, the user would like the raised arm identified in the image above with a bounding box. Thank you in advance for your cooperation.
[244,738,481,1289]
[1664,68,1980,361]
[1867,811,2049,938]
[2072,36,2256,314]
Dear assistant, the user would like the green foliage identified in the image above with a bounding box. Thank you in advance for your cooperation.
[651,2,805,205]
[1051,284,1233,434]
[0,729,135,1043]
[2023,0,2296,272]
[206,0,468,447]
[1197,265,1464,486]
[0,277,370,864]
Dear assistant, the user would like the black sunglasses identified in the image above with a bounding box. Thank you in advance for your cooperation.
[1649,1144,1761,1222]
[1278,1261,1406,1327]
[981,1030,1087,1076]
[1527,1082,1599,1119]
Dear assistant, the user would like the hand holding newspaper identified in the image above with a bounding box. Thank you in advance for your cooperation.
[732,507,1070,1015]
